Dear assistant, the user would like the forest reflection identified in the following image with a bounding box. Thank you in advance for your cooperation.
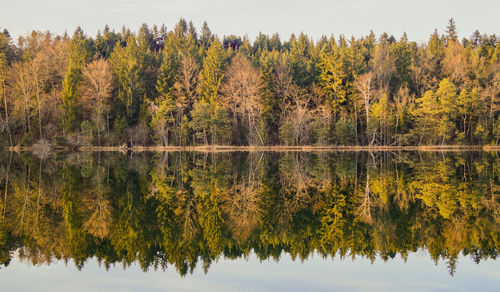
[0,151,498,276]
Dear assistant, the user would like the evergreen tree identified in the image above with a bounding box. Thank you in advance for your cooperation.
[435,78,458,143]
[457,88,482,143]
[190,100,211,145]
[446,18,458,42]
[61,27,90,132]
[198,38,226,103]
[151,39,180,145]
[109,35,141,124]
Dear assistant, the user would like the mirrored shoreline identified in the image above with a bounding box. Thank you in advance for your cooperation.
[0,151,498,278]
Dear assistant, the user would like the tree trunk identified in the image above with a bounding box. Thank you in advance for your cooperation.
[3,80,12,147]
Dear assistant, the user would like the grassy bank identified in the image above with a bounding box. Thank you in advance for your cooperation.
[6,145,500,152]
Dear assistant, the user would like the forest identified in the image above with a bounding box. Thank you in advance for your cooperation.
[0,151,498,276]
[0,18,499,148]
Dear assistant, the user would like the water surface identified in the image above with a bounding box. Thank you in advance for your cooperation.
[0,151,499,290]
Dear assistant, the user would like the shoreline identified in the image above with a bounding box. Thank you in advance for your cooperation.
[5,145,500,152]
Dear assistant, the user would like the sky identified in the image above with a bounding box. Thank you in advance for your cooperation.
[2,252,500,291]
[1,0,499,42]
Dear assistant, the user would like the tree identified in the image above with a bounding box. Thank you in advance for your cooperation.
[150,95,175,146]
[393,86,411,143]
[391,34,414,90]
[80,59,113,145]
[435,78,457,144]
[371,41,395,91]
[198,38,226,103]
[355,72,375,144]
[457,88,482,143]
[209,103,231,145]
[279,84,311,145]
[319,46,348,116]
[61,28,89,132]
[0,52,11,146]
[412,78,458,144]
[258,51,281,144]
[190,100,211,145]
[30,49,49,141]
[369,93,394,145]
[446,18,458,42]
[1,18,499,148]
[288,33,316,87]
[10,33,66,144]
[197,38,230,145]
[412,90,440,144]
[482,73,500,143]
[173,54,200,145]
[222,54,265,145]
[150,40,180,146]
[427,29,445,83]
[443,39,467,84]
[109,35,141,125]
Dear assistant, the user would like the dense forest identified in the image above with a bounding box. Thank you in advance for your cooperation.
[0,151,498,276]
[0,18,499,147]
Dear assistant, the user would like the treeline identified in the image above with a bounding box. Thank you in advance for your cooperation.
[0,18,499,147]
[0,152,498,275]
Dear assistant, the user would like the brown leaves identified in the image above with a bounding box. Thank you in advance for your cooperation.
[80,59,113,112]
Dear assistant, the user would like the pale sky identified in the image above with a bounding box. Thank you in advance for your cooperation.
[3,252,500,291]
[1,0,498,42]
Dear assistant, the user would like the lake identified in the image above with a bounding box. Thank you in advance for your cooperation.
[0,151,499,291]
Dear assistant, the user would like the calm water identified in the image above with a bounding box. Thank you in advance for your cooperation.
[0,151,499,291]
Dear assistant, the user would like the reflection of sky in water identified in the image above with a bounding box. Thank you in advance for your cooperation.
[2,251,499,291]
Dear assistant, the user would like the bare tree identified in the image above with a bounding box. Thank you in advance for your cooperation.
[280,83,312,145]
[273,57,293,104]
[10,33,67,143]
[222,54,264,145]
[0,53,12,146]
[356,173,374,224]
[355,72,375,145]
[30,52,49,140]
[80,59,113,145]
[371,45,395,90]
[482,72,500,141]
[12,62,34,135]
[443,40,467,85]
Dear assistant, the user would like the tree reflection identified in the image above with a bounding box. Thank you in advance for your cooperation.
[0,151,498,276]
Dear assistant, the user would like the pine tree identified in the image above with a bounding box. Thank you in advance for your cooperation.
[61,27,90,132]
[190,100,211,145]
[427,29,445,80]
[289,33,313,87]
[319,47,346,115]
[446,18,458,42]
[457,88,482,143]
[151,39,180,145]
[391,34,414,89]
[258,51,282,144]
[198,38,226,103]
[200,21,214,52]
[150,95,176,146]
[156,40,179,98]
[109,35,140,124]
[319,38,358,120]
[412,90,439,144]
